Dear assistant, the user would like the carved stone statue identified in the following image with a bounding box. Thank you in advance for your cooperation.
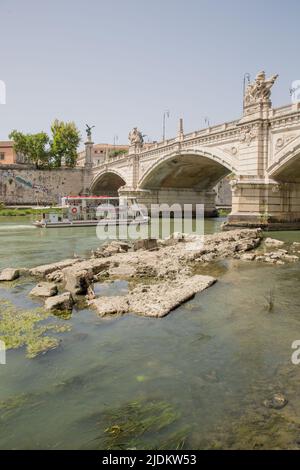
[244,71,278,107]
[128,127,144,147]
[85,124,95,141]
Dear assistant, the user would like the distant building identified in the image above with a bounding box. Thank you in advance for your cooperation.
[76,143,129,167]
[0,141,27,165]
[0,141,17,165]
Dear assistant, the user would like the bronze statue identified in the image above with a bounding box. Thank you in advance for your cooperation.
[86,124,95,140]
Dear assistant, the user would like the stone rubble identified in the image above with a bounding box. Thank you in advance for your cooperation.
[89,275,216,318]
[29,282,58,297]
[0,268,20,281]
[264,237,285,247]
[44,292,73,312]
[2,228,299,318]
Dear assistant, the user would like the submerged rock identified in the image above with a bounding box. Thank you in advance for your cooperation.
[45,292,74,312]
[29,282,58,297]
[264,237,285,247]
[241,253,256,261]
[263,393,288,410]
[62,259,110,295]
[29,259,81,277]
[283,254,299,262]
[89,274,216,318]
[0,268,20,281]
[133,238,158,251]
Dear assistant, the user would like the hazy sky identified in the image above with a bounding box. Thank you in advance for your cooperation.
[1,0,299,148]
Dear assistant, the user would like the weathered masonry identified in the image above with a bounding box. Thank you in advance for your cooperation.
[0,166,86,205]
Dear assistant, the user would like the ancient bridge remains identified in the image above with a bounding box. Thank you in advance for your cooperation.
[85,71,300,229]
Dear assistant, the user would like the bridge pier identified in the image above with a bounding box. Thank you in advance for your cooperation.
[119,187,218,217]
[226,179,300,230]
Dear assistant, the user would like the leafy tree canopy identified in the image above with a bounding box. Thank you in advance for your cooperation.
[50,120,81,168]
[9,120,81,169]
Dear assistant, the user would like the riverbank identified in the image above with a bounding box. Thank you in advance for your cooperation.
[0,207,62,216]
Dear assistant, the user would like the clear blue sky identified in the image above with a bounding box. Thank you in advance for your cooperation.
[1,0,299,148]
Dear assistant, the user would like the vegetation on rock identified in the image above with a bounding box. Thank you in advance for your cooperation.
[0,299,71,358]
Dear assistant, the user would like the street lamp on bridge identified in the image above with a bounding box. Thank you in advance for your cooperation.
[162,110,170,141]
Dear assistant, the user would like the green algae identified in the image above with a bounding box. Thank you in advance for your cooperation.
[96,399,182,450]
[0,299,71,358]
[0,393,44,422]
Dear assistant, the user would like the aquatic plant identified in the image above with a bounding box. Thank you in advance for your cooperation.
[0,299,71,358]
[96,399,183,450]
[0,393,44,422]
[264,289,275,312]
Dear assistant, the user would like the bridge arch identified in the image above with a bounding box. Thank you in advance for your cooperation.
[268,140,300,182]
[90,170,127,196]
[138,148,237,190]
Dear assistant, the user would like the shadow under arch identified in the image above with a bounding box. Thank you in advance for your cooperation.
[90,171,126,196]
[138,149,236,191]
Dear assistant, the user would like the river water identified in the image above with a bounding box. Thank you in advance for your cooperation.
[1,216,300,449]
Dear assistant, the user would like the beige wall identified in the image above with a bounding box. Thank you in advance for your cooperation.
[77,144,129,167]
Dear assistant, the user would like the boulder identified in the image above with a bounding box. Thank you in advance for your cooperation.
[62,259,110,295]
[45,292,73,312]
[63,268,92,295]
[29,259,81,277]
[29,282,58,297]
[263,393,288,410]
[241,253,256,261]
[264,237,284,247]
[133,238,157,251]
[0,268,20,281]
[283,254,299,262]
[90,274,216,318]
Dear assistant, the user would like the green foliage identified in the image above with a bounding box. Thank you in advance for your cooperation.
[109,149,128,158]
[9,130,50,169]
[9,120,81,169]
[0,299,71,358]
[50,119,81,168]
[0,207,63,216]
[217,208,231,217]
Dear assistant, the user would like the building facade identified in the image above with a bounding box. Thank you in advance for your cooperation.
[76,143,129,167]
[0,141,16,165]
[0,141,28,165]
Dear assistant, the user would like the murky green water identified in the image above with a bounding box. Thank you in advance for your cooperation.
[1,216,300,449]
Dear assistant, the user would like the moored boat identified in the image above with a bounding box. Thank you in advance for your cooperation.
[32,195,149,228]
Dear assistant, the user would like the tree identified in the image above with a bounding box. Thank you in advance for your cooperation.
[50,120,81,168]
[9,130,50,169]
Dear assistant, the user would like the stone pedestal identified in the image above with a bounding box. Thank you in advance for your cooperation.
[82,140,94,194]
[84,140,94,168]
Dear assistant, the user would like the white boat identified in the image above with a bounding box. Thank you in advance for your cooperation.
[32,196,149,228]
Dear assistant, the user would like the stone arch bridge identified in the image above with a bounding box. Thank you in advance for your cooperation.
[85,72,300,229]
